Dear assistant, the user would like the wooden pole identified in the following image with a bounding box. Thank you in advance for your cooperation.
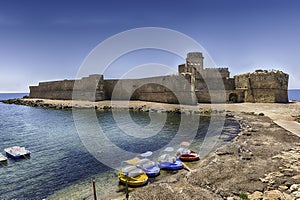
[125,180,129,200]
[182,162,192,172]
[93,179,97,200]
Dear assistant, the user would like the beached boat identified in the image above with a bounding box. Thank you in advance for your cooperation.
[176,148,200,162]
[176,142,200,162]
[136,158,160,177]
[158,154,183,170]
[0,153,7,163]
[118,165,148,187]
[4,146,30,159]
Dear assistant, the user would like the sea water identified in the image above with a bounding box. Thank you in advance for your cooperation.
[0,93,240,199]
[289,89,300,101]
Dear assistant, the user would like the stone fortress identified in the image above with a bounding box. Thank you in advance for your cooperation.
[29,52,289,104]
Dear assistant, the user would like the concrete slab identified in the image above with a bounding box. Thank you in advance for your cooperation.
[274,120,300,137]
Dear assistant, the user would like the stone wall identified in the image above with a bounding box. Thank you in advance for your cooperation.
[30,75,105,101]
[200,68,230,79]
[72,74,104,101]
[104,75,197,105]
[234,70,289,103]
[29,80,75,100]
[28,53,289,104]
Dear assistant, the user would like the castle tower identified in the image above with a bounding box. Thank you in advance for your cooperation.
[186,52,204,73]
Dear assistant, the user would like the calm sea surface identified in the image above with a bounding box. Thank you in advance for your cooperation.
[289,89,300,101]
[0,93,237,199]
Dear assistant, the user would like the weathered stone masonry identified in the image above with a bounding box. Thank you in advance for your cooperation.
[29,52,289,104]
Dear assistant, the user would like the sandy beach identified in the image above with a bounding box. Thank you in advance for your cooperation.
[2,98,300,199]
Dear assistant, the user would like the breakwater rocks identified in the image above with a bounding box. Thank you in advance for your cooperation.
[1,98,226,115]
[129,113,300,200]
[1,98,73,110]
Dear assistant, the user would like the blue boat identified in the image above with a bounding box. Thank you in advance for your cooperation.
[158,154,183,170]
[4,146,31,159]
[136,158,160,177]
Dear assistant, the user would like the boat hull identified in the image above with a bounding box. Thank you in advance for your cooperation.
[159,158,183,170]
[142,164,160,177]
[144,165,160,178]
[146,170,160,178]
[179,152,200,162]
[5,152,30,159]
[118,171,148,187]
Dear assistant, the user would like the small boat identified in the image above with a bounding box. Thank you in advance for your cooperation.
[158,154,183,170]
[118,166,148,187]
[136,158,160,177]
[4,146,31,159]
[176,148,200,162]
[118,160,148,187]
[176,142,200,162]
[0,153,7,163]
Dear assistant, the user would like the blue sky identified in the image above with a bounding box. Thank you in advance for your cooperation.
[0,0,300,92]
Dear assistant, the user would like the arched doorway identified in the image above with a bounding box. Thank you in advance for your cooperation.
[229,93,238,103]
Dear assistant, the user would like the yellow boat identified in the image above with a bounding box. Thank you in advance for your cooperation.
[118,166,148,187]
[118,158,148,187]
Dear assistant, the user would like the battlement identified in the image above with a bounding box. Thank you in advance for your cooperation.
[235,70,288,89]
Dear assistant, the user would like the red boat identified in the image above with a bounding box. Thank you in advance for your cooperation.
[178,150,200,162]
[176,142,200,162]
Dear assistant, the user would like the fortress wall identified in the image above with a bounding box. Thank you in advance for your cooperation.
[202,68,230,79]
[103,80,118,100]
[195,90,210,103]
[224,78,235,90]
[195,90,228,103]
[30,75,105,101]
[103,75,197,104]
[136,75,196,104]
[245,89,288,103]
[178,64,186,74]
[73,74,105,101]
[137,92,176,103]
[196,90,245,103]
[104,79,139,100]
[29,80,75,100]
[227,89,245,103]
[195,77,234,91]
[235,70,289,103]
[28,51,289,104]
[234,74,250,89]
[248,71,289,90]
[196,78,227,90]
[235,70,289,90]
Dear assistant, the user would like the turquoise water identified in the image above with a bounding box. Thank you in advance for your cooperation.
[0,93,239,199]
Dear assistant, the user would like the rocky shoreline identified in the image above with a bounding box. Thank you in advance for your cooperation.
[2,98,300,199]
[0,98,224,115]
[129,112,300,200]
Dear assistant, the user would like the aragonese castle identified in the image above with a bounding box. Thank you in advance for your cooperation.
[29,52,289,105]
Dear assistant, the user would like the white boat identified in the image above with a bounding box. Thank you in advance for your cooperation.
[0,153,7,162]
[4,146,31,159]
